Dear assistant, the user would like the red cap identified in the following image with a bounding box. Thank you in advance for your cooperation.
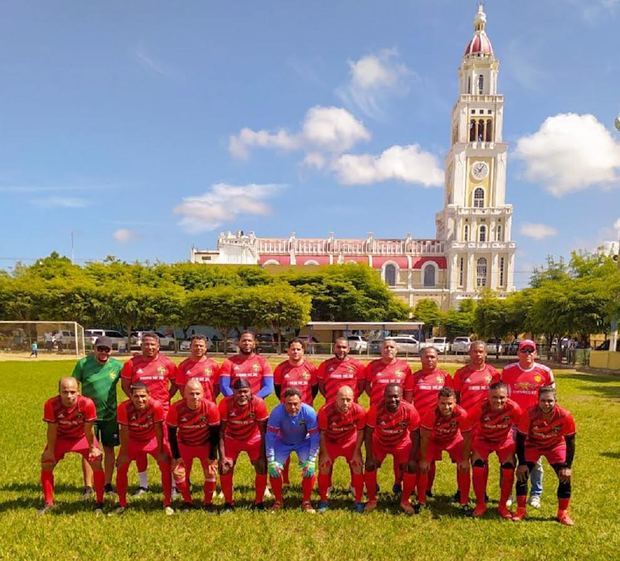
[518,339,536,351]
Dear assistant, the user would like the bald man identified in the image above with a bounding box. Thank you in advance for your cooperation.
[40,377,105,514]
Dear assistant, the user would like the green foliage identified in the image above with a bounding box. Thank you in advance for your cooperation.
[413,299,442,336]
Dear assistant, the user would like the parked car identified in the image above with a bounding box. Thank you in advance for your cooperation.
[486,339,503,355]
[256,334,279,353]
[347,335,368,354]
[595,340,620,351]
[130,331,176,351]
[450,336,472,354]
[421,337,449,353]
[85,329,127,351]
[389,336,421,354]
[52,330,76,350]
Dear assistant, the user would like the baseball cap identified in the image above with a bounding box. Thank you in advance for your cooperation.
[518,339,536,352]
[94,336,113,349]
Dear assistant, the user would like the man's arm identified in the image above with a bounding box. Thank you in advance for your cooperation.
[459,429,472,472]
[257,376,274,400]
[168,426,181,460]
[364,426,375,471]
[515,431,529,482]
[219,376,232,397]
[117,425,130,466]
[42,423,58,465]
[559,433,576,483]
[418,428,431,472]
[208,425,220,461]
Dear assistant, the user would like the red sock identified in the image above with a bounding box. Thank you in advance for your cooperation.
[558,498,570,511]
[301,475,315,502]
[457,468,470,505]
[93,469,105,503]
[282,457,291,485]
[351,473,364,503]
[116,464,129,507]
[318,474,331,501]
[220,472,234,504]
[364,470,377,501]
[269,475,284,503]
[159,461,172,507]
[136,455,147,473]
[401,472,417,503]
[203,480,216,505]
[517,494,527,508]
[472,465,488,506]
[41,471,54,506]
[417,470,428,504]
[255,473,267,504]
[500,467,515,506]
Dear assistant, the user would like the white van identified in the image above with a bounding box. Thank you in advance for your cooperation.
[85,329,127,351]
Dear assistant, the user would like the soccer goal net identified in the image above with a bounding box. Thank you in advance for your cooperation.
[0,321,86,357]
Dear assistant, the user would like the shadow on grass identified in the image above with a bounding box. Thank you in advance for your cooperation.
[0,481,83,493]
[560,373,620,401]
[600,451,620,459]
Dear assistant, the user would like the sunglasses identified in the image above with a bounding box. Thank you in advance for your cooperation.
[96,346,111,352]
[519,348,535,354]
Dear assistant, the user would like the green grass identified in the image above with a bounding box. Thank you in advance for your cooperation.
[0,359,619,561]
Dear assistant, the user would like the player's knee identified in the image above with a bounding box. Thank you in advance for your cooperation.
[319,458,332,473]
[41,460,55,471]
[501,462,514,470]
[253,459,266,474]
[473,459,486,468]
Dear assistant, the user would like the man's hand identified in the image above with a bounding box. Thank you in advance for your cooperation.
[558,466,572,483]
[88,446,103,463]
[365,456,377,472]
[41,448,56,466]
[418,459,430,473]
[219,457,234,474]
[172,459,186,481]
[350,450,363,470]
[516,464,529,483]
[300,459,316,479]
[267,461,283,479]
[156,450,170,464]
[457,460,470,473]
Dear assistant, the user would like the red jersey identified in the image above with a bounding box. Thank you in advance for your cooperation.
[468,398,522,443]
[407,369,453,417]
[452,363,501,412]
[218,395,269,441]
[121,354,177,408]
[167,398,220,447]
[43,395,97,440]
[367,401,420,448]
[117,398,165,442]
[318,401,366,445]
[421,405,470,446]
[517,405,576,450]
[317,357,365,403]
[273,360,318,405]
[501,362,555,412]
[365,358,412,406]
[219,354,273,395]
[175,357,220,402]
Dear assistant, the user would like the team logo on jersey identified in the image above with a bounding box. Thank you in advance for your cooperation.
[253,364,261,372]
[200,416,207,422]
[203,368,212,376]
[301,371,310,380]
[485,374,493,384]
[395,370,403,377]
[181,417,188,422]
[534,375,542,383]
[436,376,444,384]
[157,366,167,375]
[109,372,117,380]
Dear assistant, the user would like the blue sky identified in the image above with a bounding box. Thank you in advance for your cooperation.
[0,0,618,288]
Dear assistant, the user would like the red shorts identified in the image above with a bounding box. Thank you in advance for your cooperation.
[223,433,263,464]
[50,436,100,462]
[472,435,515,463]
[425,435,465,463]
[373,437,412,466]
[323,437,358,464]
[128,437,171,462]
[525,443,566,465]
[179,443,213,469]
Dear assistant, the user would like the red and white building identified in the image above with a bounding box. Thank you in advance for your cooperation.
[191,5,516,311]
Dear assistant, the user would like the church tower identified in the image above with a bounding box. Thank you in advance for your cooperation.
[436,4,516,305]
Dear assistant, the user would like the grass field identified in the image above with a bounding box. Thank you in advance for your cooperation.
[0,358,619,561]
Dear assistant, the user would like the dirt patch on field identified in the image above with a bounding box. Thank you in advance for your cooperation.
[0,352,84,361]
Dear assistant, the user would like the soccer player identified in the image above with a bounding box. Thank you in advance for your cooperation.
[467,382,522,518]
[175,334,220,402]
[317,337,365,404]
[120,331,177,494]
[72,336,122,497]
[364,384,420,514]
[513,386,576,525]
[218,378,269,510]
[266,387,320,512]
[452,341,500,413]
[501,339,555,508]
[418,387,472,513]
[167,380,220,510]
[114,382,173,515]
[274,338,318,406]
[317,385,366,513]
[219,331,274,399]
[40,377,105,514]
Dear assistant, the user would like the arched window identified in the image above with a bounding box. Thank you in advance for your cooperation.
[479,224,487,242]
[496,224,503,241]
[384,264,397,286]
[478,74,484,94]
[476,258,488,287]
[485,119,493,142]
[423,264,436,287]
[478,119,485,141]
[464,224,470,241]
[469,120,476,141]
[473,188,484,208]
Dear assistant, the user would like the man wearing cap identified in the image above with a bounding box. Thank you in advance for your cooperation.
[501,339,555,508]
[72,336,122,497]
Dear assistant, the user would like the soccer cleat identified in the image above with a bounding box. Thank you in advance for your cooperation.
[498,505,513,520]
[108,506,126,516]
[93,502,105,516]
[202,503,217,513]
[458,503,473,515]
[263,487,273,499]
[392,483,402,495]
[221,503,235,514]
[271,501,284,512]
[505,496,514,508]
[181,502,194,512]
[37,504,56,516]
[528,495,541,509]
[171,488,181,500]
[452,490,461,504]
[425,490,434,499]
[132,486,149,497]
[413,503,425,515]
[82,486,95,501]
[364,499,378,513]
[557,510,574,526]
[301,501,316,514]
[164,506,175,516]
[104,484,117,498]
[512,507,527,522]
[251,502,265,511]
[317,501,329,513]
[400,500,415,515]
[472,504,487,518]
[354,502,365,514]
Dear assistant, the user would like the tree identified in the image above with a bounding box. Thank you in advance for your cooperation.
[474,292,512,358]
[413,299,442,338]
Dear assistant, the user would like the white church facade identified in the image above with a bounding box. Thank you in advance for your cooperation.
[191,6,516,311]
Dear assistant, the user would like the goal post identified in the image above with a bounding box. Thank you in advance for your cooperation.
[0,321,86,357]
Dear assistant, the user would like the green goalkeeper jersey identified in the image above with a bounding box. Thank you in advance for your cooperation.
[72,355,122,421]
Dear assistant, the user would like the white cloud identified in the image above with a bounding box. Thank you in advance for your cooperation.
[229,128,299,159]
[514,113,620,196]
[174,183,283,233]
[519,223,558,240]
[113,228,138,243]
[31,197,90,208]
[615,218,620,232]
[332,144,444,187]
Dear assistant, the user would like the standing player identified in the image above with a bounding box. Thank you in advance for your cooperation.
[219,331,274,399]
[513,386,576,525]
[39,377,105,514]
[218,378,269,510]
[364,384,420,514]
[317,386,366,512]
[266,388,320,512]
[501,339,555,508]
[175,334,220,402]
[418,387,472,513]
[114,382,173,515]
[167,380,220,510]
[120,331,177,494]
[467,382,522,518]
[317,337,366,404]
[72,336,122,497]
[453,341,500,413]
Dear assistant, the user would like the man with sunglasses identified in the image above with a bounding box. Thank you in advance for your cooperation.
[72,336,123,497]
[501,339,555,509]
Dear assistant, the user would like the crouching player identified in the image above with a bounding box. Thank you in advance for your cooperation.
[513,386,576,525]
[40,377,105,514]
[418,387,472,513]
[317,386,366,513]
[364,384,420,514]
[467,382,522,518]
[114,383,173,514]
[266,387,320,512]
[167,380,220,510]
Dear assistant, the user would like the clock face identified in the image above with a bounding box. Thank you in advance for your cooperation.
[471,161,489,180]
